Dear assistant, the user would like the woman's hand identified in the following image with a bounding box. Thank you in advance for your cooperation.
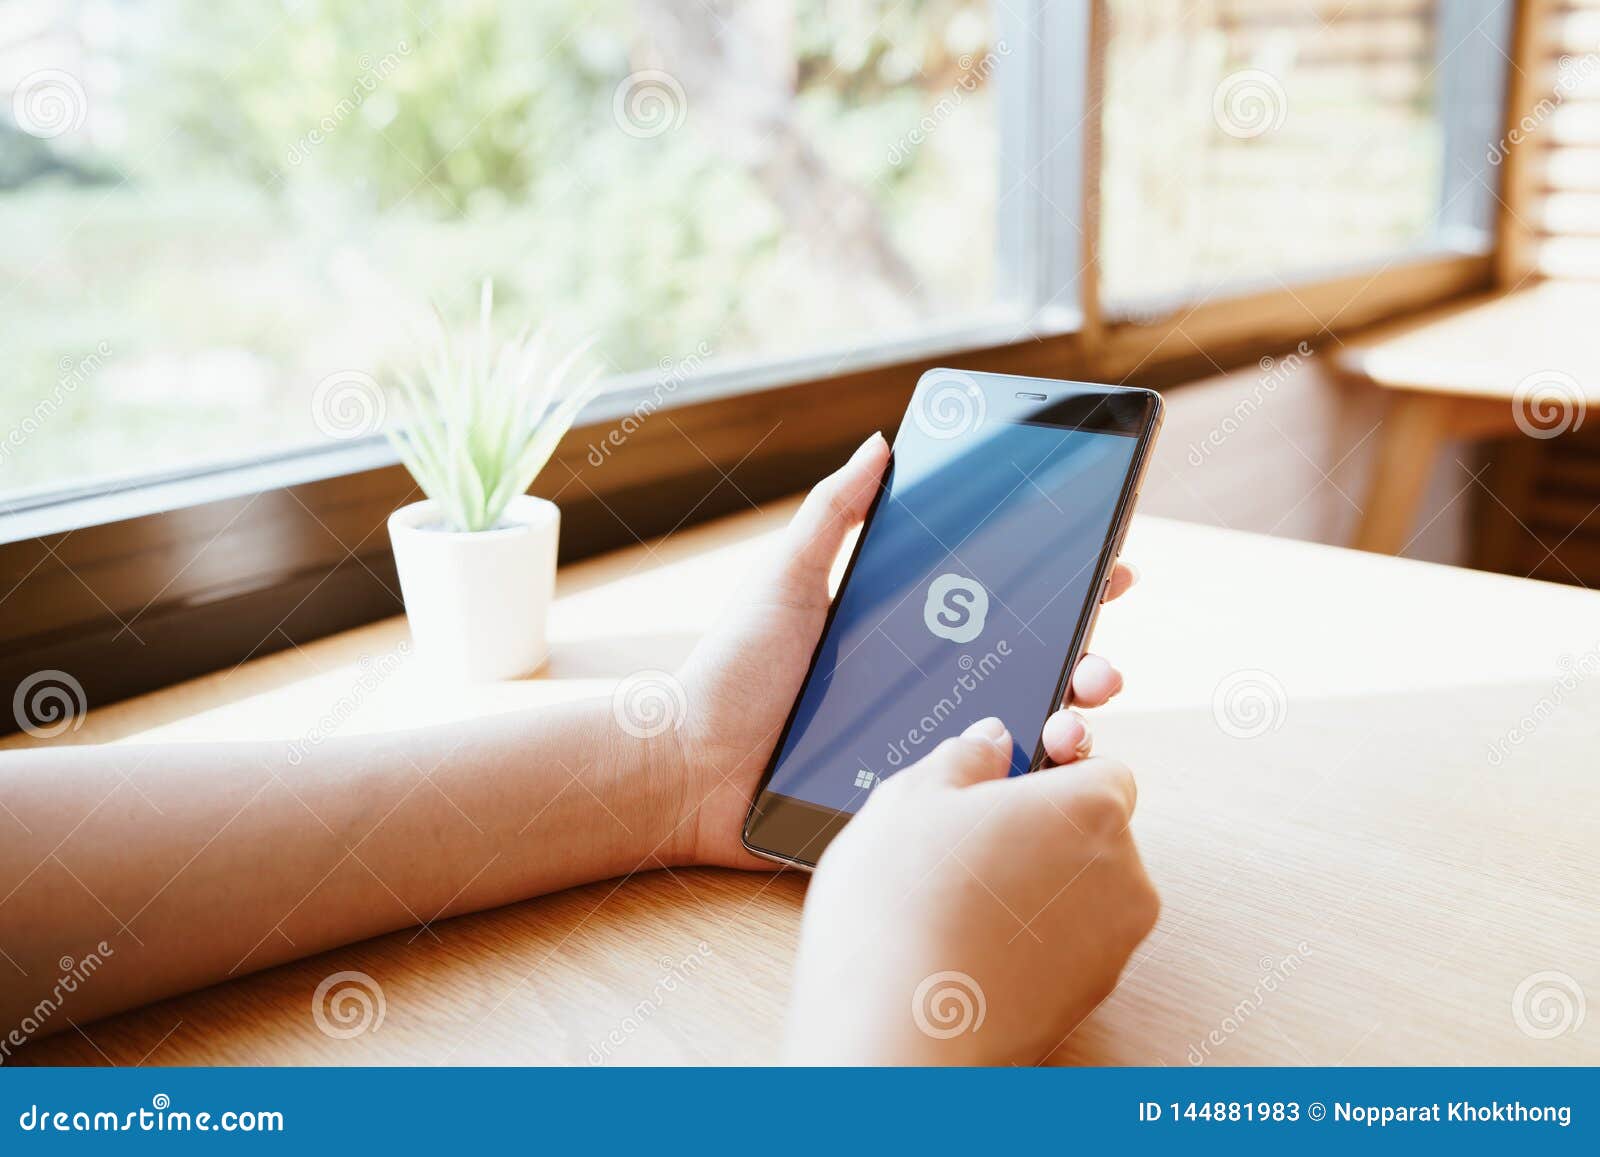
[668,431,1137,868]
[785,719,1160,1065]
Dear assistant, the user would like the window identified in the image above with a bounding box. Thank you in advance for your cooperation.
[2,0,1005,499]
[1098,0,1512,308]
[1,0,1516,720]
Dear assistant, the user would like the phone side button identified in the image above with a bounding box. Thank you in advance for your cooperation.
[1099,573,1113,603]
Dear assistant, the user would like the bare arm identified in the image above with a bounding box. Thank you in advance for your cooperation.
[0,699,685,1032]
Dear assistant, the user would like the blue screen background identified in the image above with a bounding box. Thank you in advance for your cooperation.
[765,420,1138,813]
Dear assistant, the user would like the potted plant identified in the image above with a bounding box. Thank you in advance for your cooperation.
[385,282,601,681]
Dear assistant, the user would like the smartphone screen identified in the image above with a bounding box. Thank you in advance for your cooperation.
[743,371,1160,866]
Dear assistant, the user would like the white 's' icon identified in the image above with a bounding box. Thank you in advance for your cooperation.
[923,573,989,643]
[853,769,878,790]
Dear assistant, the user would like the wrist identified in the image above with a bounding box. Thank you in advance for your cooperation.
[607,655,771,870]
[638,722,698,869]
[564,696,697,872]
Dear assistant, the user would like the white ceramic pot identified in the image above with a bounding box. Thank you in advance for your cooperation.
[387,494,559,682]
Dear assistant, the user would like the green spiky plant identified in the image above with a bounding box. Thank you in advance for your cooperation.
[387,281,602,533]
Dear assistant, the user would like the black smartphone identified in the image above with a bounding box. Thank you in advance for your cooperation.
[741,369,1163,868]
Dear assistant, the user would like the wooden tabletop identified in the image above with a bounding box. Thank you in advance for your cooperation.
[8,504,1600,1065]
[1336,281,1600,556]
[1338,280,1600,401]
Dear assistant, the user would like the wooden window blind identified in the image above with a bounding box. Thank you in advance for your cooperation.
[1500,0,1600,282]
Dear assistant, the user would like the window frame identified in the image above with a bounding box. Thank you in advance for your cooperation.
[0,0,1516,731]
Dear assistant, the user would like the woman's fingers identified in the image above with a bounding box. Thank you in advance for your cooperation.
[922,717,1017,787]
[1104,560,1138,603]
[1043,565,1135,756]
[1068,653,1123,707]
[1041,708,1093,764]
[1061,564,1133,709]
[1046,652,1126,763]
[767,432,889,608]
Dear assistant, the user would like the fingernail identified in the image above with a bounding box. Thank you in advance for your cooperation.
[852,431,886,459]
[962,716,1011,752]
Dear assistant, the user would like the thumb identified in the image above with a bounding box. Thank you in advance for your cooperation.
[766,432,889,609]
[910,717,1015,788]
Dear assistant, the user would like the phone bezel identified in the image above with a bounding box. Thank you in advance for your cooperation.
[741,369,1164,870]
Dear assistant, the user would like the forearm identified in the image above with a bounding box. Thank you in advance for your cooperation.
[0,698,687,1035]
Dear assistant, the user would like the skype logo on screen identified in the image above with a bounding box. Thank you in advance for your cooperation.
[922,573,989,644]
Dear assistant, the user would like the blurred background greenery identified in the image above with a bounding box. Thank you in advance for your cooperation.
[2,0,1451,497]
[1,0,998,494]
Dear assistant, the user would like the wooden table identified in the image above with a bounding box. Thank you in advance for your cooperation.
[1341,281,1600,555]
[7,505,1600,1065]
